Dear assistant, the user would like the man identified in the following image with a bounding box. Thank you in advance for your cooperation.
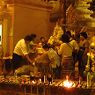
[12,34,36,72]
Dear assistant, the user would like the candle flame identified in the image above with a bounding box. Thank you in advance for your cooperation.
[63,80,73,88]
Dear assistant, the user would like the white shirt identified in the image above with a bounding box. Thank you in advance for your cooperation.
[13,39,29,56]
[69,39,79,51]
[47,48,60,68]
[58,43,73,58]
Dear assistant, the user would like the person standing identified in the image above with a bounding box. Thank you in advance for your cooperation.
[58,34,74,79]
[66,31,79,63]
[66,31,79,77]
[77,32,89,79]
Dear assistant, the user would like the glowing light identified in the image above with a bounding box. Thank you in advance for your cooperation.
[90,42,95,47]
[63,80,73,88]
[61,75,75,88]
[32,80,36,84]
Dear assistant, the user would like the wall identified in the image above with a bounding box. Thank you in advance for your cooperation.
[13,3,52,48]
[0,0,53,58]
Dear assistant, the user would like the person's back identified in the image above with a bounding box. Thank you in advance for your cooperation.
[47,47,61,79]
[13,39,28,56]
[12,34,37,73]
[58,34,74,79]
[48,48,60,68]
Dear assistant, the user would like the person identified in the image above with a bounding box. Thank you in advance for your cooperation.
[66,31,79,52]
[48,15,64,45]
[43,44,61,79]
[58,33,74,79]
[28,34,37,53]
[12,34,37,73]
[35,43,61,79]
[77,32,89,79]
[66,30,79,68]
[39,36,47,47]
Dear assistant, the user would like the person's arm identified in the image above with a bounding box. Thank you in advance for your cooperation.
[25,54,35,65]
[83,41,89,56]
[73,40,79,51]
[21,42,35,65]
[58,44,63,55]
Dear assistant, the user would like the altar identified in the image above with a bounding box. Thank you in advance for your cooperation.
[0,75,95,95]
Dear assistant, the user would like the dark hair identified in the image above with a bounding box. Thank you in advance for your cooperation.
[43,43,51,49]
[40,36,45,40]
[24,34,36,41]
[80,32,88,39]
[30,34,36,39]
[66,31,71,37]
[60,34,70,43]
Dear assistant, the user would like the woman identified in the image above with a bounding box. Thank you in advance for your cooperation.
[58,34,74,79]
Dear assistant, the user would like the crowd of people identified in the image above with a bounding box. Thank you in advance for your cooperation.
[4,15,95,81]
